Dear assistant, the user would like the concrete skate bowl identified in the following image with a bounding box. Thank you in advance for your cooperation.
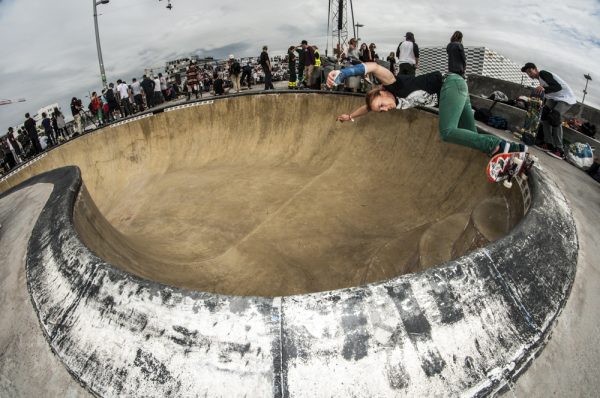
[0,92,577,397]
[3,93,525,296]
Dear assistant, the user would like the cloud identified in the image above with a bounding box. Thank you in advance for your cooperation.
[1,0,599,129]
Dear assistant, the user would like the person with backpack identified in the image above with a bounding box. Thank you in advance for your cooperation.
[228,55,242,93]
[89,92,103,126]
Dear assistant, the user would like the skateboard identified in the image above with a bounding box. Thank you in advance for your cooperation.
[523,97,543,135]
[486,151,536,188]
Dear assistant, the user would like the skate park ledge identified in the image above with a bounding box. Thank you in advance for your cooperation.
[1,93,578,397]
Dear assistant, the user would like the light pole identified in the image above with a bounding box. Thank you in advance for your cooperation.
[93,0,110,89]
[355,22,364,45]
[578,74,592,118]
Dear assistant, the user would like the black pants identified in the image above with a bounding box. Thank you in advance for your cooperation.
[297,66,304,83]
[120,98,133,117]
[153,91,164,105]
[264,70,274,90]
[45,129,57,146]
[134,94,144,112]
[144,90,154,108]
[398,63,416,76]
[28,133,43,155]
[241,70,252,88]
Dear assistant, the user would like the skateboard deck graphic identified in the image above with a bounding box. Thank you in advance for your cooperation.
[523,97,543,135]
[486,152,535,188]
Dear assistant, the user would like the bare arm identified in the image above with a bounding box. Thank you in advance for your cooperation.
[336,105,369,122]
[363,62,396,85]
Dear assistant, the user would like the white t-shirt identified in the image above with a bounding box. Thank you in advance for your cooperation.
[398,41,417,65]
[117,83,129,99]
[160,76,167,90]
[539,72,577,105]
[153,78,161,92]
[131,81,142,96]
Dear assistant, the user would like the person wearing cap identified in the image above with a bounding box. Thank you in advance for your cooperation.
[326,62,527,159]
[396,32,420,76]
[228,55,242,93]
[521,62,576,159]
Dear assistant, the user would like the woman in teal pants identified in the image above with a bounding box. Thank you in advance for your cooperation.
[327,62,523,157]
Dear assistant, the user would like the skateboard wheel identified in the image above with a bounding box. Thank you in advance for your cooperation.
[503,180,513,189]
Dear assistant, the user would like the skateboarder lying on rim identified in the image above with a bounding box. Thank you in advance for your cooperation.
[326,62,525,157]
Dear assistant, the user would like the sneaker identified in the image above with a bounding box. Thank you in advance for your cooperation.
[490,140,525,157]
[490,140,511,157]
[547,149,565,159]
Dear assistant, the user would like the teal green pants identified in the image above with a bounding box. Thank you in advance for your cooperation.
[438,74,501,155]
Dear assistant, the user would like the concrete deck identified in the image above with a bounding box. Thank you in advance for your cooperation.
[489,127,600,397]
[0,92,596,397]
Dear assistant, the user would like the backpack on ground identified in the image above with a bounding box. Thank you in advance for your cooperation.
[474,108,492,123]
[566,142,594,170]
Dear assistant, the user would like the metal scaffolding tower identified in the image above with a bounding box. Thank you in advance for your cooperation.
[327,0,355,58]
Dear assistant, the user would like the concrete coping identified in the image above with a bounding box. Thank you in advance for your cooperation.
[4,92,578,397]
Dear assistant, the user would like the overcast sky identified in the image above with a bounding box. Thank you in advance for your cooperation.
[1,0,599,128]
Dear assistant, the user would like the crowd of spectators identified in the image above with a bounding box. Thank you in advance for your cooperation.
[0,38,400,174]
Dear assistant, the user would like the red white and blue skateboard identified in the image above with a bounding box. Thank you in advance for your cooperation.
[486,151,536,188]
